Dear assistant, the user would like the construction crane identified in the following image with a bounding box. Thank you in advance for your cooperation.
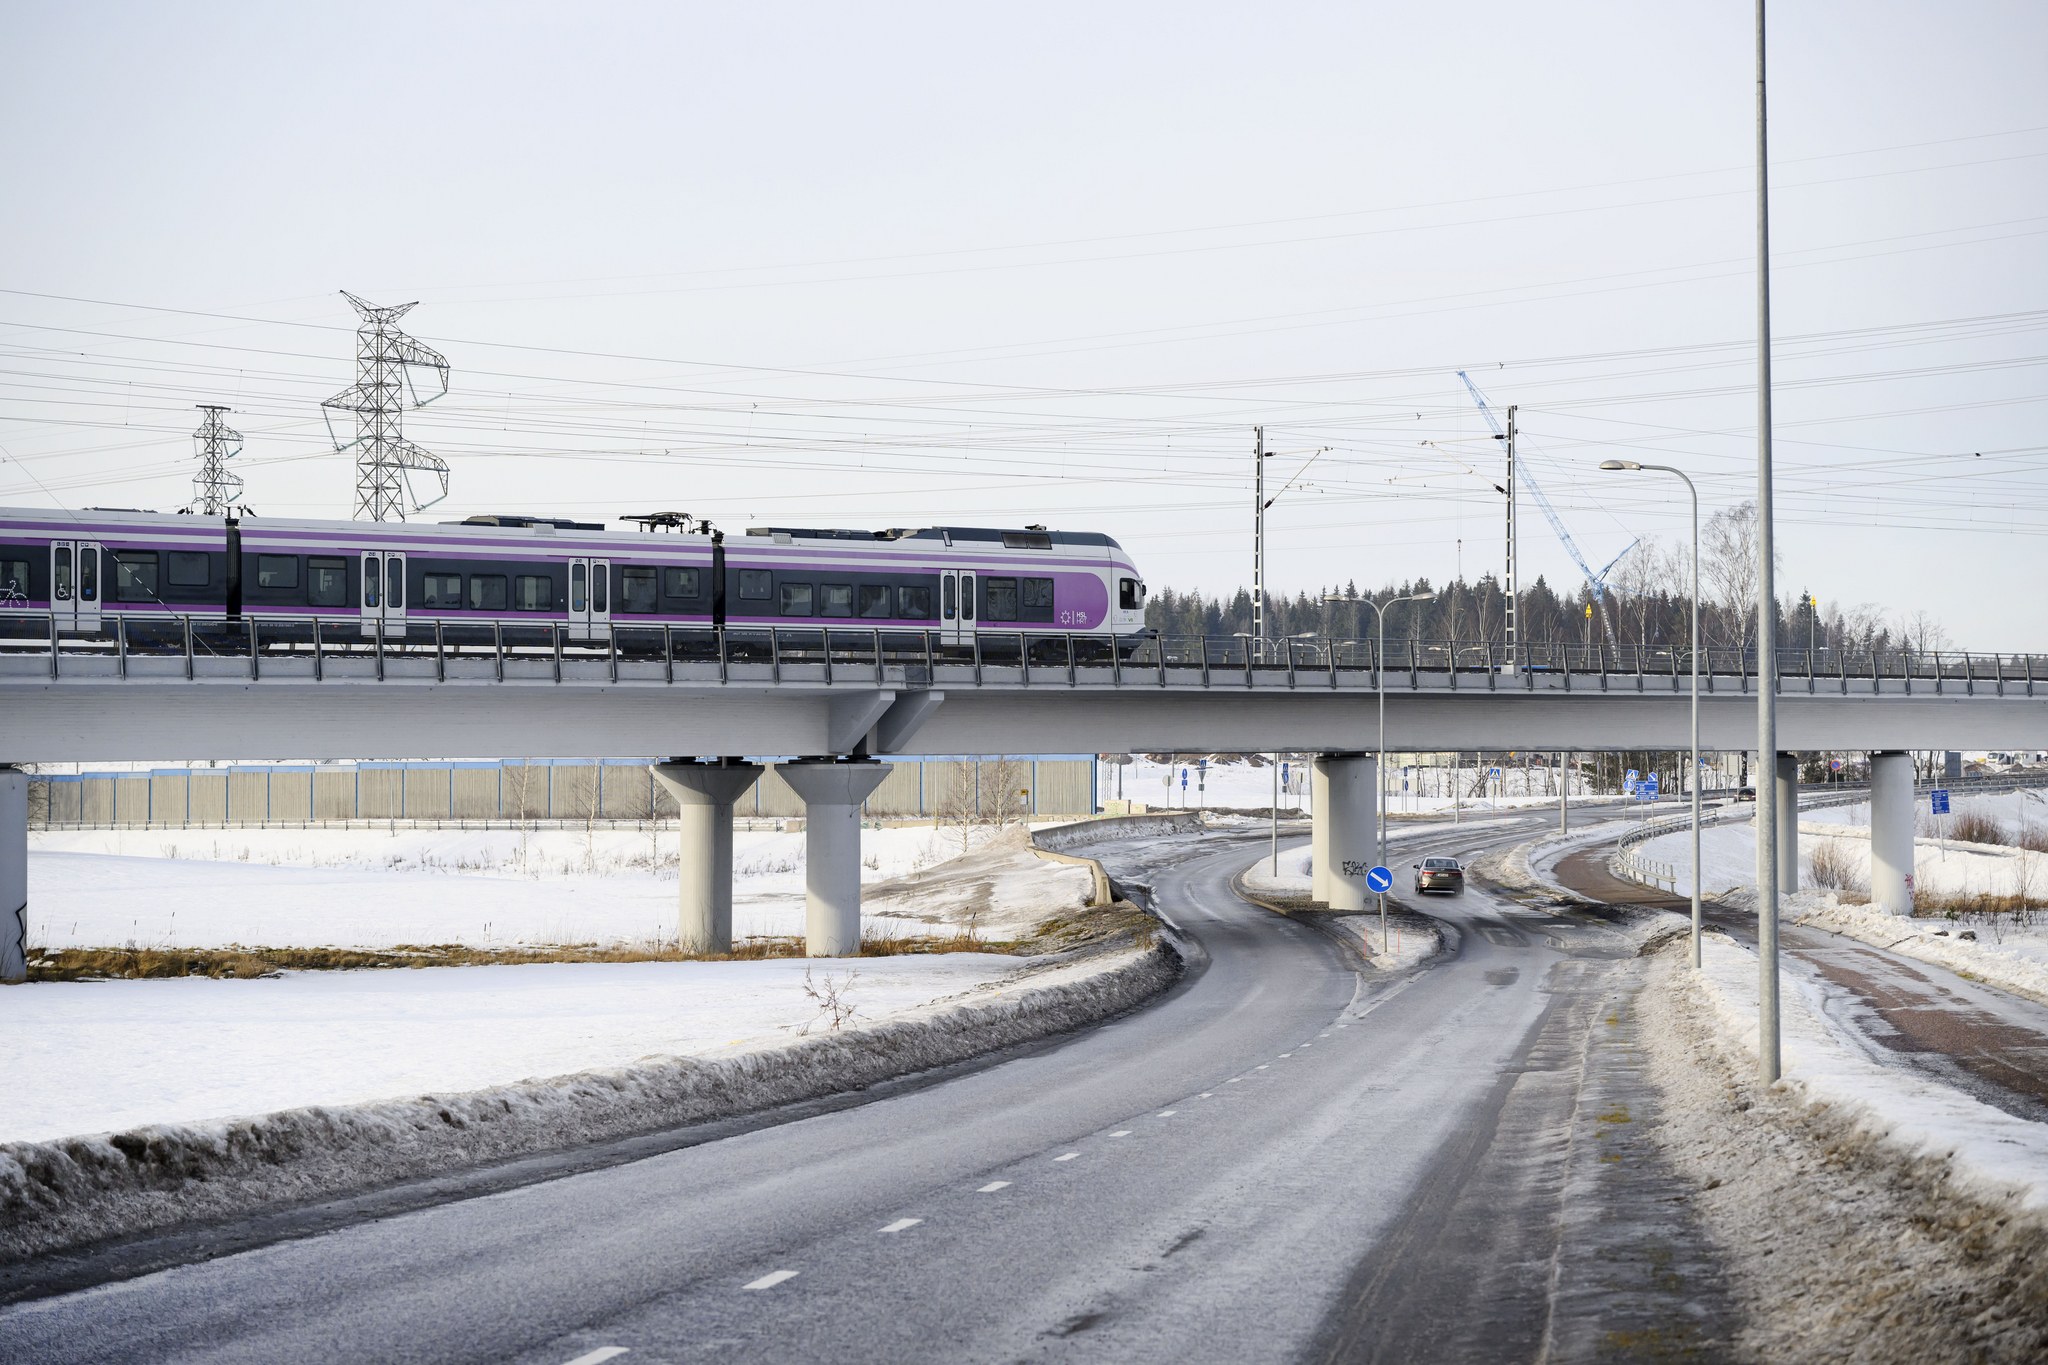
[1457,371,1636,650]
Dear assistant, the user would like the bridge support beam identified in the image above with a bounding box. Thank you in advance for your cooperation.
[1,767,23,984]
[1869,751,1916,916]
[1316,754,1378,912]
[1774,752,1800,895]
[779,760,892,956]
[1311,760,1332,902]
[650,759,765,954]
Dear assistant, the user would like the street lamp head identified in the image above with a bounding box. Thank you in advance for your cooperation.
[1599,459,1643,471]
[1411,591,1436,603]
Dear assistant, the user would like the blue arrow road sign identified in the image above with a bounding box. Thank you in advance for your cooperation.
[1181,769,1188,788]
[1365,865,1393,893]
[1931,789,1951,815]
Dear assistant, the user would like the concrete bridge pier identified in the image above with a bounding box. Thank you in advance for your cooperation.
[779,760,892,956]
[1774,752,1800,895]
[1,766,23,984]
[649,759,765,954]
[1869,750,1917,916]
[1314,754,1378,912]
[1310,760,1332,902]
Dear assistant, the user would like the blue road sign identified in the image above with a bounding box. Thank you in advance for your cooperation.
[1489,766,1503,778]
[1931,789,1951,815]
[1644,772,1660,794]
[1623,778,1638,795]
[1365,865,1394,893]
[1181,769,1189,788]
[1626,769,1640,783]
[1281,762,1290,786]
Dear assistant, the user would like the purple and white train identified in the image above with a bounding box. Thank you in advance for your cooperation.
[0,506,1151,645]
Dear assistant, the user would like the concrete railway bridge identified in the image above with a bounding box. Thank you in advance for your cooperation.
[4,621,2046,981]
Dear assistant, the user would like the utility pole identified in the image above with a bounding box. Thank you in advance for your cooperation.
[1504,405,1520,673]
[1754,0,1783,1084]
[323,291,453,521]
[189,405,244,516]
[1559,751,1569,834]
[1252,426,1266,659]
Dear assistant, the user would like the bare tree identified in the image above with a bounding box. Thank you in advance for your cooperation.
[1702,500,1765,652]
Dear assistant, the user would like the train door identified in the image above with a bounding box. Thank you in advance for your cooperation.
[49,540,102,632]
[359,550,407,637]
[568,557,611,642]
[940,569,975,647]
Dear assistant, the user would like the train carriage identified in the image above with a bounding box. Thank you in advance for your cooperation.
[0,508,1151,657]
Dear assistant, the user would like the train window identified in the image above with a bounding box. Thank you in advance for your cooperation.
[619,567,658,613]
[469,575,509,611]
[571,562,586,612]
[778,582,813,616]
[0,557,28,602]
[112,551,158,602]
[857,584,891,619]
[984,576,1018,621]
[737,569,772,600]
[592,565,607,613]
[309,558,347,607]
[898,585,933,619]
[960,573,974,620]
[514,575,551,610]
[54,546,72,601]
[167,551,210,587]
[1002,531,1053,550]
[256,555,298,590]
[941,576,955,620]
[1119,577,1141,610]
[363,558,378,608]
[387,560,404,609]
[819,584,854,618]
[664,567,701,598]
[422,574,464,608]
[1021,576,1054,622]
[79,550,97,603]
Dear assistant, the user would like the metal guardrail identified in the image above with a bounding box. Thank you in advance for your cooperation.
[1,613,2044,693]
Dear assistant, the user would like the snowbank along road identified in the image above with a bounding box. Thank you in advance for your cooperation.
[0,810,1734,1363]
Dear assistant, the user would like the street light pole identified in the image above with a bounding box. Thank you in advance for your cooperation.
[1601,459,1702,968]
[1753,0,1783,1083]
[1364,591,1435,953]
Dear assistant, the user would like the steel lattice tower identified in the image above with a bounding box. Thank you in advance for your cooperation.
[321,291,451,521]
[190,404,244,516]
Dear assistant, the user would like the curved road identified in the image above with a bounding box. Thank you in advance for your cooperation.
[0,812,1727,1363]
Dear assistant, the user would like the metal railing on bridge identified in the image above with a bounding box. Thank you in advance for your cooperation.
[2,613,2044,695]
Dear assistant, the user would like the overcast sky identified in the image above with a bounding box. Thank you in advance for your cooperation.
[3,2,2044,646]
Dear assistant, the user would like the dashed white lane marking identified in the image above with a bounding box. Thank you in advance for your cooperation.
[1199,1092,1213,1098]
[1226,1077,1242,1084]
[978,1181,1011,1193]
[879,1218,922,1233]
[1300,1043,1314,1048]
[1054,1152,1080,1162]
[1158,1109,1177,1117]
[1256,1065,1269,1071]
[1110,1130,1133,1137]
[563,1350,629,1365]
[1279,1053,1292,1058]
[742,1271,798,1291]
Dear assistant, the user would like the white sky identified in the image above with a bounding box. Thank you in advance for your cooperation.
[3,2,2044,646]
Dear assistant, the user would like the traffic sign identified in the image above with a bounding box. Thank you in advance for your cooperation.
[1180,769,1188,789]
[1365,865,1393,893]
[1489,766,1503,778]
[1931,789,1951,815]
[1626,769,1640,783]
[1829,758,1845,772]
[1280,761,1290,786]
[1644,772,1660,794]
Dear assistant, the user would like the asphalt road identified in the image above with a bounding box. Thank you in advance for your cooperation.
[0,810,1720,1364]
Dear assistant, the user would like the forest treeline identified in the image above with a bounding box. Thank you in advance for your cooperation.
[1142,501,1958,654]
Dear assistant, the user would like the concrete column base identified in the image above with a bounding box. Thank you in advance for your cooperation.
[650,760,764,954]
[1318,754,1378,912]
[1870,751,1916,916]
[1,767,22,984]
[778,761,892,956]
[1774,752,1800,895]
[1310,760,1332,902]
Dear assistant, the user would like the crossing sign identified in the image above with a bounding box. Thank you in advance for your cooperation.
[1931,789,1951,815]
[1626,769,1640,783]
[1365,865,1393,893]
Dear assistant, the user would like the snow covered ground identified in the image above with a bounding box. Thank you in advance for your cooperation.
[1633,791,2048,967]
[1688,929,2048,1211]
[2,955,1029,1144]
[26,824,1087,950]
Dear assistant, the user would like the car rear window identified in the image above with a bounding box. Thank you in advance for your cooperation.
[1424,858,1459,869]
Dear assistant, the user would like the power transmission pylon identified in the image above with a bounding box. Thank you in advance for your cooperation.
[190,404,244,516]
[322,291,451,521]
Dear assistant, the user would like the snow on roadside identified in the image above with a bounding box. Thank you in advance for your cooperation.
[2,955,1027,1145]
[1639,813,2048,905]
[25,824,1080,950]
[1690,929,2048,1211]
[1780,889,2048,1008]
